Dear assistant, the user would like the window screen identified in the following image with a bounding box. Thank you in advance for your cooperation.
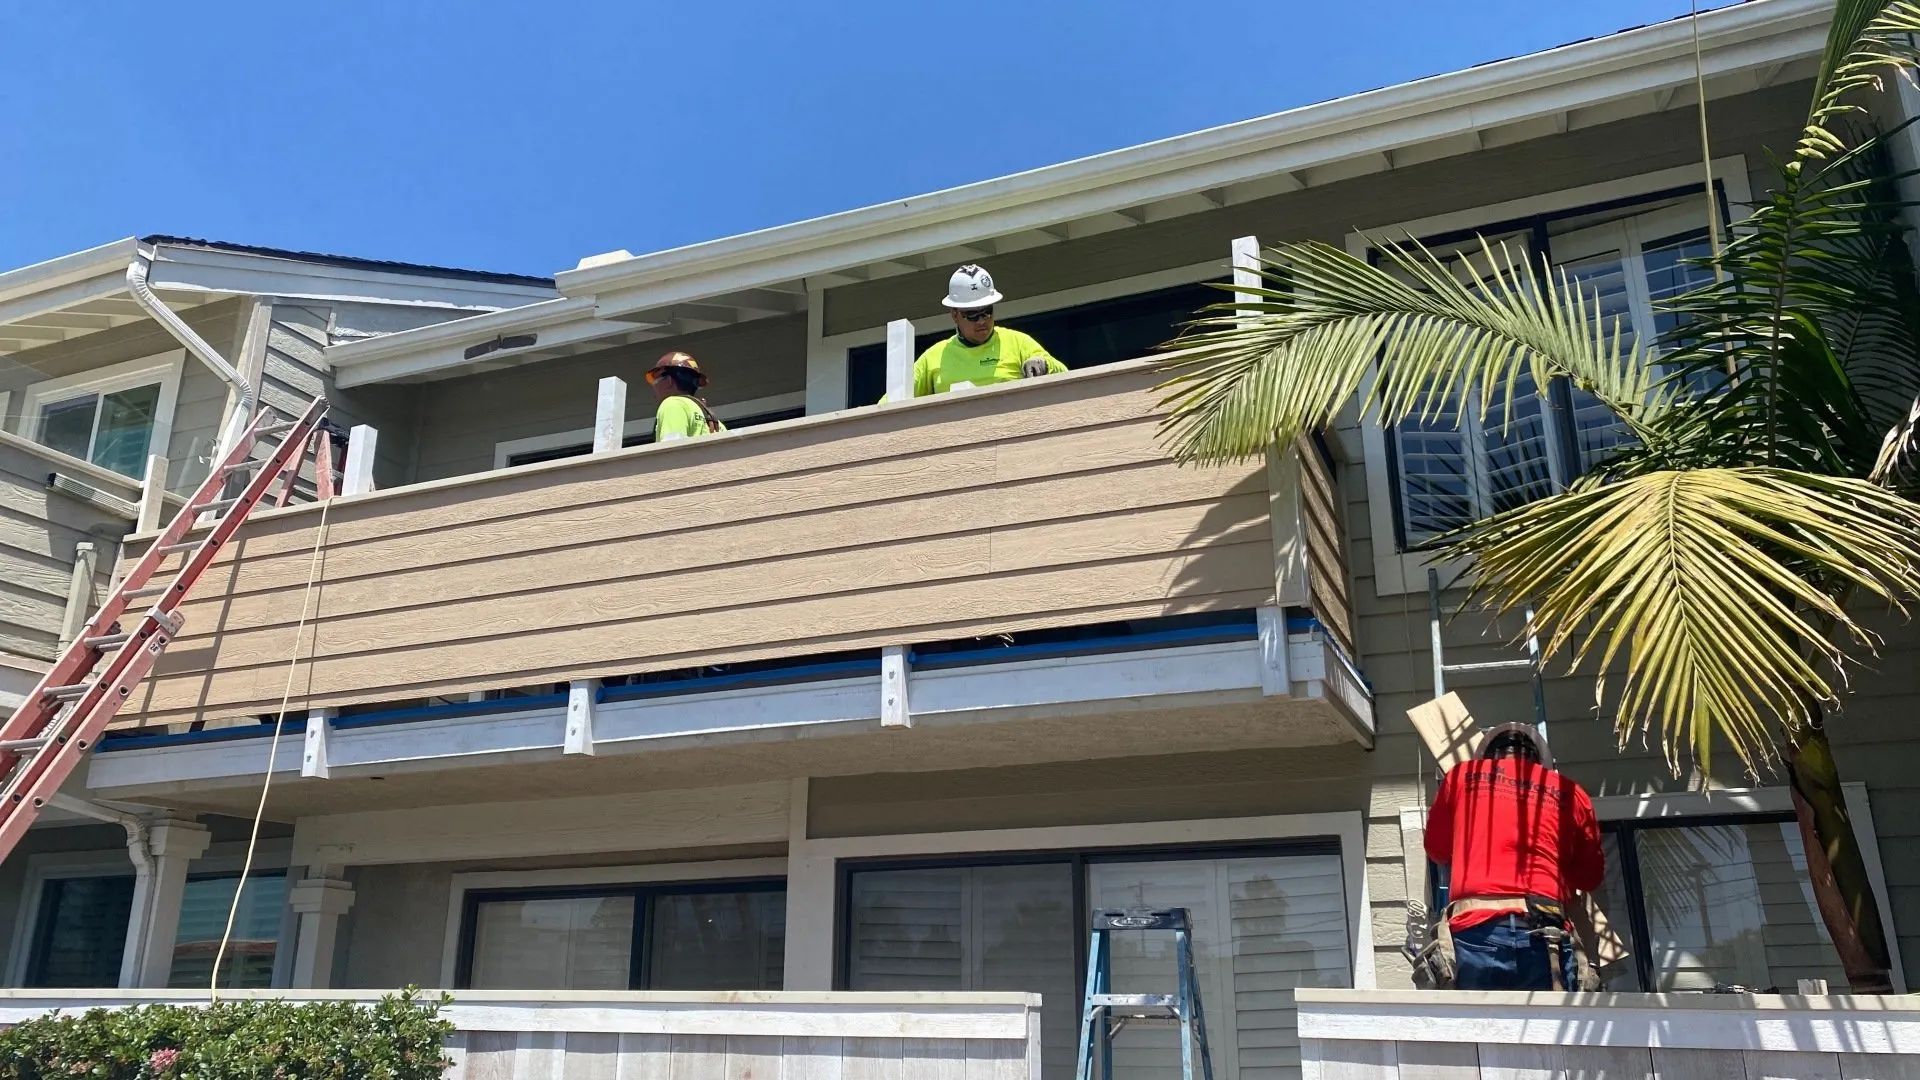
[26,875,135,988]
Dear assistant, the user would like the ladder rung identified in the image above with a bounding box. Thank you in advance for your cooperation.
[156,540,200,555]
[256,420,297,437]
[43,684,91,701]
[1089,994,1178,1018]
[219,459,260,476]
[83,632,131,650]
[198,497,240,514]
[0,737,49,754]
[1442,659,1534,674]
[124,584,172,601]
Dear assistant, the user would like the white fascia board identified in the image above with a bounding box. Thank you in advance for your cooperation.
[556,0,1827,315]
[144,244,555,311]
[0,238,139,327]
[85,639,1351,794]
[326,296,635,388]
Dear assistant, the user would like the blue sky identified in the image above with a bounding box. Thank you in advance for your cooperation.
[0,0,1733,278]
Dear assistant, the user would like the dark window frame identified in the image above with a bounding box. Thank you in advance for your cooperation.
[830,838,1346,993]
[22,867,286,989]
[1373,179,1732,551]
[453,876,787,990]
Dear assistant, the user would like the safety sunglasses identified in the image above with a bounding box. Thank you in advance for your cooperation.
[958,308,995,323]
[644,369,673,384]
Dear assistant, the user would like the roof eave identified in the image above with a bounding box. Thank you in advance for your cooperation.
[0,238,141,326]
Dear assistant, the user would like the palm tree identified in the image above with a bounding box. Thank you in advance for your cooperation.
[1156,0,1920,992]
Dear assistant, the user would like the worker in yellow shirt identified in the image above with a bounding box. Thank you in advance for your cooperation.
[907,264,1067,396]
[646,352,725,441]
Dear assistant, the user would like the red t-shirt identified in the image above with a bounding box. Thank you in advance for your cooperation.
[1423,757,1603,929]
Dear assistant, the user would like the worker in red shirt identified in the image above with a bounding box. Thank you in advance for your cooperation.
[1424,723,1604,990]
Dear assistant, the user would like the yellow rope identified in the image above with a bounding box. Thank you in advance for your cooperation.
[208,490,334,1000]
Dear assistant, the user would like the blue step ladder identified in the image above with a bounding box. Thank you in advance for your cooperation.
[1075,908,1216,1080]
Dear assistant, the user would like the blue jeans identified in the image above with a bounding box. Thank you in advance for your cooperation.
[1452,914,1578,991]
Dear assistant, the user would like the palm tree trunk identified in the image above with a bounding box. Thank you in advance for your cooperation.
[1787,706,1894,993]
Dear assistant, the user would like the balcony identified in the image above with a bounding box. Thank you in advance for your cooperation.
[102,357,1369,805]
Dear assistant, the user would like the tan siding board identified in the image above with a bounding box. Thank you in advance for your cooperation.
[0,441,129,659]
[135,543,1272,721]
[143,415,1220,601]
[823,83,1811,337]
[160,467,1266,640]
[128,364,1276,723]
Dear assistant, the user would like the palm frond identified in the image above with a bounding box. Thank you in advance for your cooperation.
[1155,237,1664,464]
[1447,468,1920,773]
[1871,392,1920,489]
[1628,131,1920,477]
[1800,0,1920,163]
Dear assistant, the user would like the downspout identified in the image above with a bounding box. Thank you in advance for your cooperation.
[126,249,258,463]
[46,794,155,988]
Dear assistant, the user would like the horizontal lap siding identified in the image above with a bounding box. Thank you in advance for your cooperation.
[0,440,128,661]
[127,364,1272,725]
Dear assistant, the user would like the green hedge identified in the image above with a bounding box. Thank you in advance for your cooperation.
[0,989,452,1079]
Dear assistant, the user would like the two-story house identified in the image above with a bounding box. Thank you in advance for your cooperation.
[6,1,1917,1077]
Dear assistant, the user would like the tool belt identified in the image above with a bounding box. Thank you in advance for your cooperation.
[1411,895,1600,992]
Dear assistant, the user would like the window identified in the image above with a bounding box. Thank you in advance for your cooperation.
[842,845,1350,1080]
[459,880,785,990]
[1383,199,1720,548]
[1599,815,1848,993]
[24,875,135,988]
[20,868,286,989]
[845,282,1219,407]
[22,353,183,479]
[168,873,289,989]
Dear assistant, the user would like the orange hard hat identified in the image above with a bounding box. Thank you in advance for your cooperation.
[647,351,709,387]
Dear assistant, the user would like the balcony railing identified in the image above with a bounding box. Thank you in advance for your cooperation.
[125,357,1359,734]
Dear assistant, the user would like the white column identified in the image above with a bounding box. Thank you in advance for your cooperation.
[131,815,211,987]
[1235,234,1310,609]
[802,286,847,415]
[289,867,356,989]
[135,453,169,534]
[884,319,914,402]
[341,425,378,496]
[593,378,627,453]
[782,778,836,990]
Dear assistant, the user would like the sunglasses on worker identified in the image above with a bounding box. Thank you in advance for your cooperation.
[958,307,994,323]
[644,368,680,385]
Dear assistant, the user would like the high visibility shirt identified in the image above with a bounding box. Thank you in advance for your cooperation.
[909,328,1065,396]
[654,395,724,441]
[1424,757,1603,930]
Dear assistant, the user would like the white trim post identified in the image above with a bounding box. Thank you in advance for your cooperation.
[1236,235,1310,608]
[341,425,377,495]
[884,319,914,402]
[880,645,911,727]
[135,453,168,534]
[1254,605,1292,697]
[288,867,355,989]
[57,543,97,649]
[131,815,211,986]
[564,678,599,756]
[802,286,847,415]
[593,377,627,454]
[301,707,336,779]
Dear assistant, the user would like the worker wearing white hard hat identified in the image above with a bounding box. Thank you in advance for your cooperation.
[902,264,1067,397]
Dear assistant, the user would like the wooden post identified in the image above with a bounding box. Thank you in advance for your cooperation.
[880,645,911,728]
[564,679,598,756]
[1236,235,1310,609]
[135,453,168,535]
[594,377,627,453]
[885,319,914,402]
[301,708,336,779]
[57,543,97,649]
[341,425,377,496]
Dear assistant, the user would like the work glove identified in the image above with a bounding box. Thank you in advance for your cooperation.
[1021,358,1050,379]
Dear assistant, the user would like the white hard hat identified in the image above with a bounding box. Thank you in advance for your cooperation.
[943,264,1004,309]
[1478,722,1554,770]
